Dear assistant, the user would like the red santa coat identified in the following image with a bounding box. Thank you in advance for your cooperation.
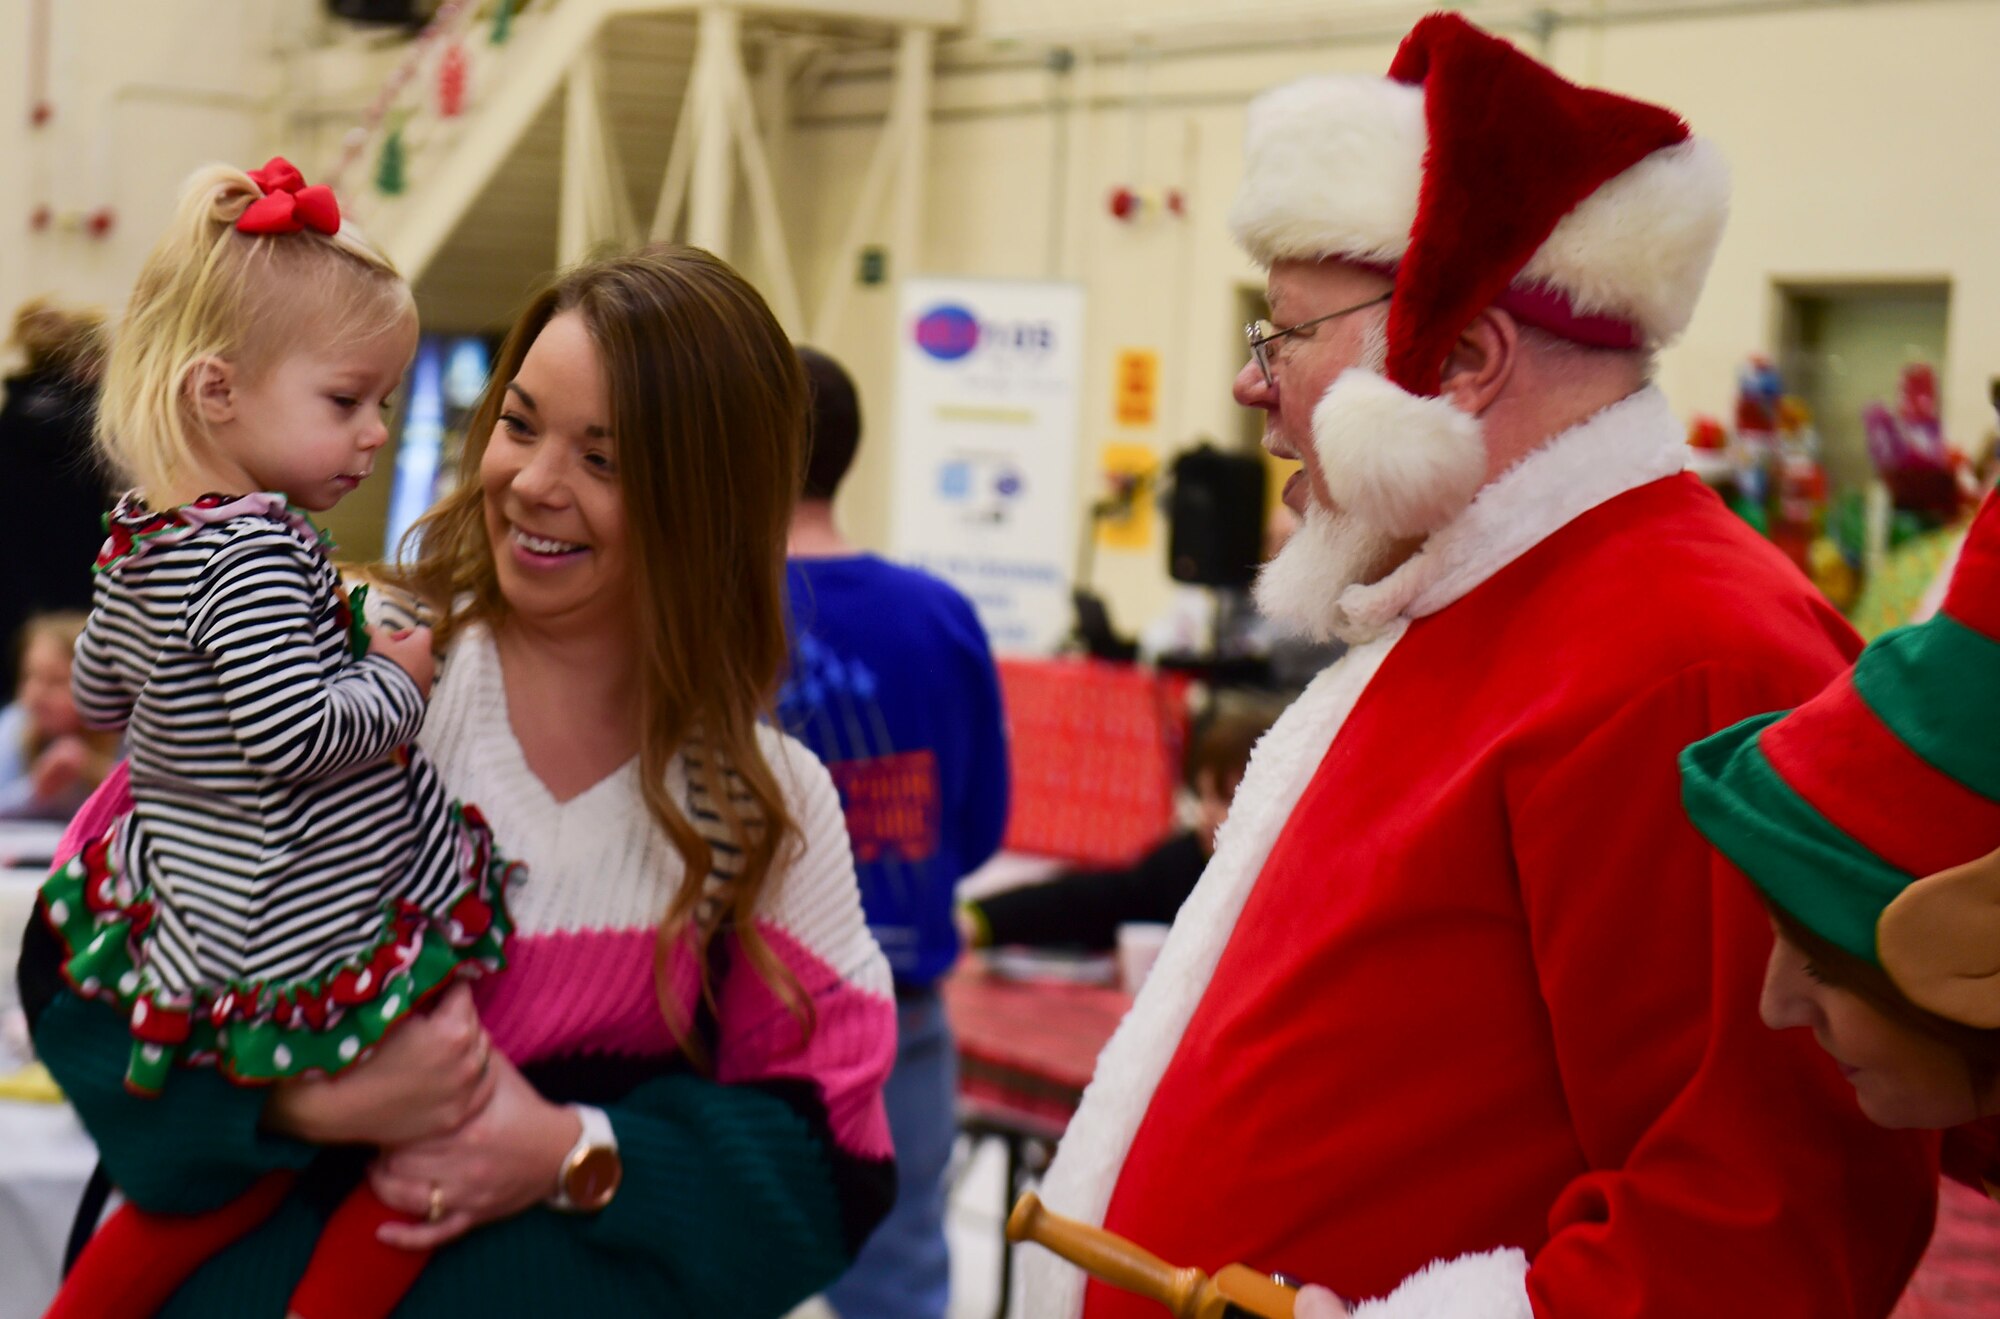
[1027,389,1938,1319]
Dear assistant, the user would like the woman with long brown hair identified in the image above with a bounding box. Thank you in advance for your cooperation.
[21,247,897,1317]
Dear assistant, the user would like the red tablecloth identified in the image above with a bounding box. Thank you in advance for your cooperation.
[943,966,1131,1140]
[997,659,1190,867]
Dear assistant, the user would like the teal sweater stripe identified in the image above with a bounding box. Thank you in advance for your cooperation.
[36,991,858,1317]
[33,992,316,1212]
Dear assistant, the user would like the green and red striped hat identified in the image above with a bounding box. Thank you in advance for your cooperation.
[1681,490,2000,1027]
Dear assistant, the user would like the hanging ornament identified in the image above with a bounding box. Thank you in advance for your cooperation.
[28,0,53,128]
[491,0,518,45]
[376,120,407,197]
[438,42,468,118]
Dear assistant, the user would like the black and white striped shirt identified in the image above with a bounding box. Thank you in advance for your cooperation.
[73,495,466,998]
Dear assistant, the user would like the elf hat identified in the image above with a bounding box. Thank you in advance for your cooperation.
[1229,14,1729,538]
[1681,490,2000,1027]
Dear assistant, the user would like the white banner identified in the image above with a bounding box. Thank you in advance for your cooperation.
[890,277,1085,655]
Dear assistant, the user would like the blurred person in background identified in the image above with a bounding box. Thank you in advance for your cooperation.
[0,299,112,693]
[1139,504,1345,695]
[959,703,1277,952]
[781,346,1010,1319]
[0,611,119,821]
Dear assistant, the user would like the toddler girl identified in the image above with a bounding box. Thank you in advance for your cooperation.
[41,157,518,1319]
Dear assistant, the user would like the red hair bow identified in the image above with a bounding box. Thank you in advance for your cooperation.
[236,157,341,236]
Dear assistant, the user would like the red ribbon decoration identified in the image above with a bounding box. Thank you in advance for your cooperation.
[236,156,341,236]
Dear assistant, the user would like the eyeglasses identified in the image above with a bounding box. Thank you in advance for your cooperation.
[1243,293,1393,389]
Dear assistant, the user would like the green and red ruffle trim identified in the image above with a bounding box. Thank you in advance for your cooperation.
[96,491,334,575]
[100,493,379,661]
[41,802,521,1094]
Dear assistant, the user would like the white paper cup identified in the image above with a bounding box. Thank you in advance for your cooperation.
[1116,922,1171,995]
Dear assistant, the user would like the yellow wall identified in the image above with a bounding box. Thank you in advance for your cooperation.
[0,1,313,319]
[1556,6,2000,459]
[786,0,2000,637]
[0,0,395,547]
[10,0,2000,633]
[789,40,1401,637]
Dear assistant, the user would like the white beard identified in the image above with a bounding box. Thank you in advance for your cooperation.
[1252,500,1407,645]
[1253,313,1410,645]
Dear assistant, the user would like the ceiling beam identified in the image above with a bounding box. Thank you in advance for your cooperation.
[603,0,966,29]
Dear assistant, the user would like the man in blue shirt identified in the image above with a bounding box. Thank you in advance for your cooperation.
[782,347,1011,1319]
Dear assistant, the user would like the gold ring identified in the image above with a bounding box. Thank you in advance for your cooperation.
[427,1184,445,1224]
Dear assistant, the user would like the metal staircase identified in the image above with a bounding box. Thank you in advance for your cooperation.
[319,0,964,336]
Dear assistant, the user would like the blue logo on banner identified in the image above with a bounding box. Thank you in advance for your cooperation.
[914,305,981,361]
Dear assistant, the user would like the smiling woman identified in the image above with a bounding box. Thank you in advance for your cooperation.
[22,246,898,1319]
[394,248,819,1028]
[479,318,632,634]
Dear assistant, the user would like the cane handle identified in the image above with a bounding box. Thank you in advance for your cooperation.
[1008,1192,1207,1313]
[1211,1264,1299,1319]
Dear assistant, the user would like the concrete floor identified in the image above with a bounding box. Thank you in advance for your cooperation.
[788,1133,1022,1319]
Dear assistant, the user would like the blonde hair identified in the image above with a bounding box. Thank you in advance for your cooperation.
[385,247,810,1064]
[96,163,415,501]
[8,298,107,382]
[15,610,88,670]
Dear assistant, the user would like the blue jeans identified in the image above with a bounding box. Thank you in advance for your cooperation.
[825,989,955,1319]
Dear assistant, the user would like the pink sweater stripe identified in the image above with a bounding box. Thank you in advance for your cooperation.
[60,758,897,1162]
[476,920,895,1161]
[474,927,679,1063]
[718,919,896,1160]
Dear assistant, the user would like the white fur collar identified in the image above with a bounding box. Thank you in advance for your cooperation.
[1337,385,1687,633]
[1025,633,1406,1315]
[1023,385,1687,1318]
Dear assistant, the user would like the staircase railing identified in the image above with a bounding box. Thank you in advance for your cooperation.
[328,0,595,283]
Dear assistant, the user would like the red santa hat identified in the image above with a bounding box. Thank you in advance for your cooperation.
[1230,13,1729,537]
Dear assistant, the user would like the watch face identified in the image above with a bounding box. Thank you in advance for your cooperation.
[566,1146,622,1211]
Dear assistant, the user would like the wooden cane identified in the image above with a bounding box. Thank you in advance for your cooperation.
[1006,1191,1298,1319]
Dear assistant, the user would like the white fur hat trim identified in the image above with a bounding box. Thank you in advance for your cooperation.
[1229,76,1731,347]
[1228,77,1425,272]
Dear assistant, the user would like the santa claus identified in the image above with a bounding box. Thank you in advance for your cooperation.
[1024,15,1937,1319]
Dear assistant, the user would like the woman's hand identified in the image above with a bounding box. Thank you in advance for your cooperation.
[1293,1285,1354,1319]
[370,625,436,700]
[265,982,496,1147]
[30,736,90,801]
[368,1048,582,1250]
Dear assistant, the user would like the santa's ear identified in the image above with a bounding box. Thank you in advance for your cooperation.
[1436,308,1516,418]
